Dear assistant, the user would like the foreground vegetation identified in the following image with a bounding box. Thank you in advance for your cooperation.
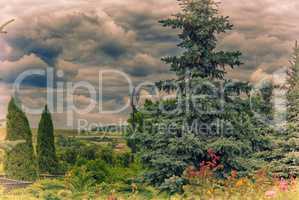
[2,0,299,199]
[1,169,299,200]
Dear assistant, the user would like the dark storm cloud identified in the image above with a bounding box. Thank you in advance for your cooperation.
[5,36,63,66]
[1,0,299,127]
[120,53,169,77]
[3,10,136,68]
[107,8,178,43]
[1,0,179,87]
[0,54,48,85]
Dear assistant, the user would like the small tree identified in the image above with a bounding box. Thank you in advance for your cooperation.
[36,105,57,174]
[4,98,37,181]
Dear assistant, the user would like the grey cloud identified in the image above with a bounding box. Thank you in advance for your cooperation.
[218,0,299,80]
[0,54,49,85]
[1,0,299,126]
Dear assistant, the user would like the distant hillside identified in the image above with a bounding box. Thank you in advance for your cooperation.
[91,124,128,133]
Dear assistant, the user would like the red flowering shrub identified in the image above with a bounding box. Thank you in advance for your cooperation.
[185,148,223,180]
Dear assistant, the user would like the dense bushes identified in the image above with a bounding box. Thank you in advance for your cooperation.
[66,159,111,191]
[56,136,98,168]
[56,135,135,175]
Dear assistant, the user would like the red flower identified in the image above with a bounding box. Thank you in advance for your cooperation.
[231,170,238,179]
[279,178,288,191]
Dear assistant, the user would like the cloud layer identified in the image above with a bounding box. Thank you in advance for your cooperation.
[0,0,298,128]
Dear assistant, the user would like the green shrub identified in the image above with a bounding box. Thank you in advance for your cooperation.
[108,160,143,183]
[78,145,97,161]
[99,146,114,165]
[85,160,110,183]
[115,152,134,167]
[70,159,111,184]
[56,136,98,167]
[65,166,96,193]
[58,147,78,165]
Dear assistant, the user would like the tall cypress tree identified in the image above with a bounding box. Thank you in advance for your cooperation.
[36,105,57,174]
[4,98,37,181]
[131,0,272,185]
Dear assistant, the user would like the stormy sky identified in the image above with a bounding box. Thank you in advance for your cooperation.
[0,0,298,129]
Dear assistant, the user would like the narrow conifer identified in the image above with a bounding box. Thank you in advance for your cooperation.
[4,98,37,181]
[36,105,57,174]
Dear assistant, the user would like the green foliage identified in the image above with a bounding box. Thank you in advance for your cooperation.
[129,0,273,186]
[271,41,299,177]
[108,160,143,183]
[56,135,81,148]
[43,193,61,200]
[75,159,111,183]
[36,105,58,174]
[4,97,37,181]
[79,145,97,160]
[159,176,185,194]
[99,146,115,165]
[56,136,98,170]
[65,166,97,193]
[115,152,134,168]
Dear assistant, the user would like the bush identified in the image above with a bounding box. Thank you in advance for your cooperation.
[115,152,134,167]
[108,160,143,183]
[56,136,98,167]
[65,166,96,193]
[78,145,97,161]
[85,160,110,183]
[99,146,114,165]
[70,159,111,184]
[58,147,78,165]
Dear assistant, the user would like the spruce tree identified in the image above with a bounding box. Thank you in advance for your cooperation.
[130,0,272,185]
[36,105,57,174]
[271,41,299,177]
[4,98,37,181]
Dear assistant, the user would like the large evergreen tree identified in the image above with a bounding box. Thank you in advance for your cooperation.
[271,41,299,177]
[130,0,272,186]
[4,98,37,181]
[36,105,57,174]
